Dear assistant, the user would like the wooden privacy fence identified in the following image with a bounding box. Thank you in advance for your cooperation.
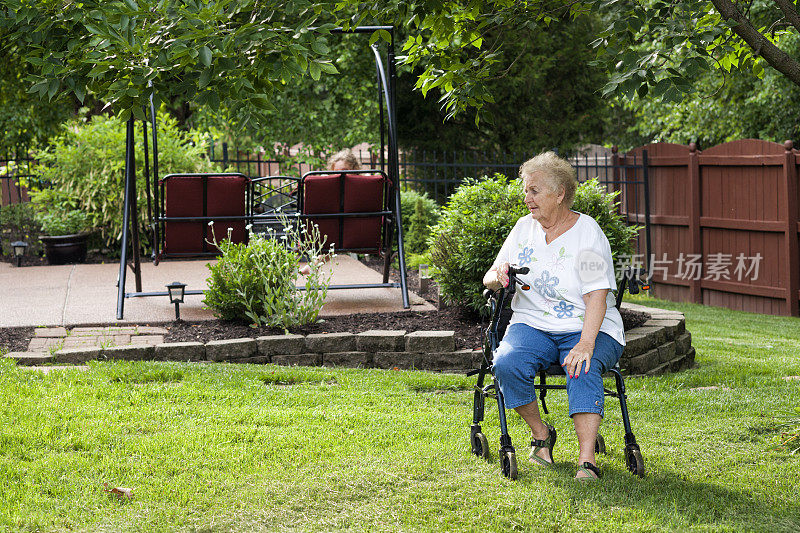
[621,139,800,317]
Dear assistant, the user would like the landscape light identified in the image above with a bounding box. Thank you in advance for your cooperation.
[166,281,187,320]
[11,241,27,267]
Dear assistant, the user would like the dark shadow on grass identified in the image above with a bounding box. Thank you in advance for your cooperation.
[539,461,800,531]
[108,367,184,384]
[258,374,338,387]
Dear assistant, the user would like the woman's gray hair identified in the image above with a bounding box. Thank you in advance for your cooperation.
[519,151,577,207]
[326,148,362,171]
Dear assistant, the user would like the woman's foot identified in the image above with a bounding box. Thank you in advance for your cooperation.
[575,461,600,480]
[529,424,556,467]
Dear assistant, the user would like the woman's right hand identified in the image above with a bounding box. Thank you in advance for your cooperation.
[483,262,510,290]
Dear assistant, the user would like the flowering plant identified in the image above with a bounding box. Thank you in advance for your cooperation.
[203,215,334,329]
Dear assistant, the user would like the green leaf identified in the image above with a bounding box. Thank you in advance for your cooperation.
[309,61,321,81]
[199,46,212,67]
[311,40,329,55]
[318,61,338,75]
[83,21,104,35]
[199,68,212,88]
[47,79,59,100]
[651,78,671,98]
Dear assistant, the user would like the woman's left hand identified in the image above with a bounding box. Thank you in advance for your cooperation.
[563,339,595,378]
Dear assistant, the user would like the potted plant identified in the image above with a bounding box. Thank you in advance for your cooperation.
[35,208,92,265]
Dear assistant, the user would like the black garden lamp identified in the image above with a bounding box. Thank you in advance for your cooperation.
[166,281,187,320]
[11,241,28,267]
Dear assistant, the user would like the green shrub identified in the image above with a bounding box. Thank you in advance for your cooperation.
[428,174,527,313]
[35,208,90,236]
[405,252,431,270]
[428,174,640,314]
[29,113,218,248]
[572,178,639,260]
[400,189,441,255]
[0,202,42,257]
[203,220,332,329]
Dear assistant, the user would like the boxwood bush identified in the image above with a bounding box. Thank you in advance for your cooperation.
[428,174,639,314]
[428,174,527,313]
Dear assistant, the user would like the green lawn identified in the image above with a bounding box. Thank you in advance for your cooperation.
[1,296,799,532]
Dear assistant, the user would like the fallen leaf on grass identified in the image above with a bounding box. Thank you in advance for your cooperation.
[103,483,134,500]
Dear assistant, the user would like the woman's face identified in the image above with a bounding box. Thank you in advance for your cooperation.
[523,172,565,224]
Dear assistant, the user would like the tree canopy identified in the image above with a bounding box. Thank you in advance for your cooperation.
[0,0,343,125]
[616,34,800,148]
[5,0,800,140]
[396,14,611,155]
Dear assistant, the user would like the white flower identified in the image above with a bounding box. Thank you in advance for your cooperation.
[208,221,214,226]
[245,224,253,231]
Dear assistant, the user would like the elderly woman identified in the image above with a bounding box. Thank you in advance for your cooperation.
[482,151,624,481]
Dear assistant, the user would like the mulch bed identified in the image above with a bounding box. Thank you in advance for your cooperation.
[0,256,650,355]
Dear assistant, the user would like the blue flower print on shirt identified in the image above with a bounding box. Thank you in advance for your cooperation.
[553,300,574,318]
[533,270,559,298]
[517,246,535,266]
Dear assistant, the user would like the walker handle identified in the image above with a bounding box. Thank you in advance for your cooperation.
[508,266,530,290]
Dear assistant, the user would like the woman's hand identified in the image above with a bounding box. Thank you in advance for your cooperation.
[483,262,510,291]
[562,338,595,378]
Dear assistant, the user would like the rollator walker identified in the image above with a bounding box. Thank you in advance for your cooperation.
[468,265,648,479]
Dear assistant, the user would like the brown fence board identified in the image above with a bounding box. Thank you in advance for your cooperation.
[627,138,800,316]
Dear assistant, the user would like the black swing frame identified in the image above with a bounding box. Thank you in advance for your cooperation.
[469,266,648,479]
[116,26,409,319]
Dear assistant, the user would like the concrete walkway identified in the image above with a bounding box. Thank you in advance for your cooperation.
[0,255,432,328]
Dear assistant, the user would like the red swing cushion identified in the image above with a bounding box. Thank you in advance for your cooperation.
[303,173,388,252]
[162,174,249,255]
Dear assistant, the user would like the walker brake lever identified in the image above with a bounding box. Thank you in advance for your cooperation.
[508,266,530,291]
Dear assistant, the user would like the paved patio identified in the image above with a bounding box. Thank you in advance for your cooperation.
[0,255,432,328]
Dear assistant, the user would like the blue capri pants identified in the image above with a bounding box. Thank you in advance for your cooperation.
[492,323,624,417]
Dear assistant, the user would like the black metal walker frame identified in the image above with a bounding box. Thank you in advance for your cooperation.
[469,266,648,479]
[116,26,409,319]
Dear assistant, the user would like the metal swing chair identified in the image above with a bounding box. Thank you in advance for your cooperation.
[115,26,410,319]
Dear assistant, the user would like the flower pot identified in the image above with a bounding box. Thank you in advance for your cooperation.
[39,232,89,265]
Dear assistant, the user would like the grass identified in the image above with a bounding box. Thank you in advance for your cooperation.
[1,295,799,532]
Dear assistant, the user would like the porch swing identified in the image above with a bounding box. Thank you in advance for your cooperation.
[116,26,410,319]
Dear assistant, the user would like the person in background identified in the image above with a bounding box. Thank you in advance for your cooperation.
[299,149,362,275]
[326,148,362,172]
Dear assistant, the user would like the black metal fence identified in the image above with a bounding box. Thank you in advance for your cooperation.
[0,142,650,259]
[206,141,652,258]
[0,147,38,206]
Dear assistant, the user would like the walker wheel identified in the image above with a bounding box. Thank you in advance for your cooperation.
[500,450,518,480]
[471,432,491,460]
[595,433,606,455]
[625,445,646,477]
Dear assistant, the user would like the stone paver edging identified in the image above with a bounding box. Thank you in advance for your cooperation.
[5,305,694,376]
[4,304,695,375]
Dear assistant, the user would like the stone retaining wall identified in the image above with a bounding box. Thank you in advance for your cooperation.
[619,304,695,376]
[5,304,694,376]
